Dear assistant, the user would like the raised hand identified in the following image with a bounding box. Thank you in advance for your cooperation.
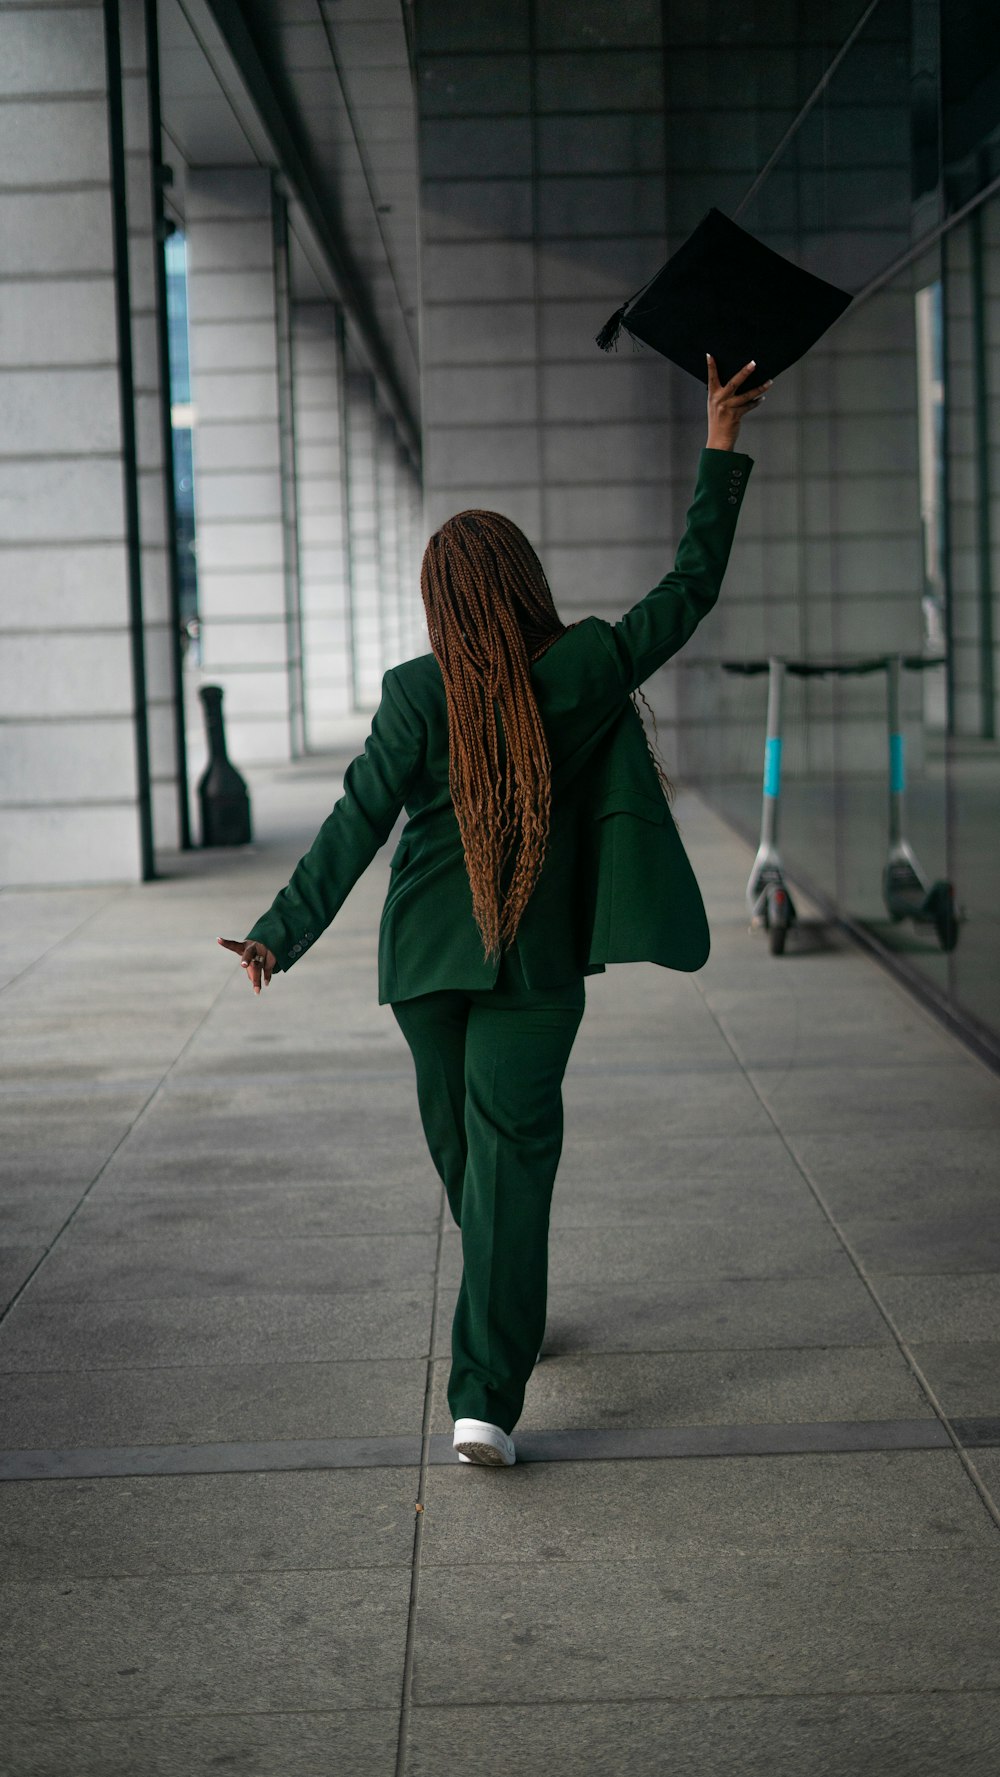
[217,936,276,995]
[706,354,772,451]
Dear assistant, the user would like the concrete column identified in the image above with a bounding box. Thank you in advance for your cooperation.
[121,0,186,849]
[273,191,305,757]
[185,167,302,765]
[291,301,355,740]
[0,0,172,885]
[344,357,383,707]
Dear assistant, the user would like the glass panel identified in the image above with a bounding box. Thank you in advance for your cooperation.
[947,191,1000,1033]
[164,229,201,656]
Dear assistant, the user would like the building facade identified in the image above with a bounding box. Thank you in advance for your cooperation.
[2,0,998,1052]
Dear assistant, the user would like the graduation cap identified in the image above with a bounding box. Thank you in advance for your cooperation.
[596,207,852,387]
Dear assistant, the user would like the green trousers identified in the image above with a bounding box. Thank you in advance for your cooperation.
[392,947,585,1434]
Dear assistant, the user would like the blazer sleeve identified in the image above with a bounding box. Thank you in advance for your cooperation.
[243,669,424,973]
[599,446,754,692]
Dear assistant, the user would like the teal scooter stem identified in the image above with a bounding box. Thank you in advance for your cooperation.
[746,657,797,955]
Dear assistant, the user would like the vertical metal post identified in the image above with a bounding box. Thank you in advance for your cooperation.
[887,652,905,848]
[761,656,784,849]
[103,0,155,880]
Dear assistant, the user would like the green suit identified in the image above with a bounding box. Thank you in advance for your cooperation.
[246,446,754,1433]
[247,447,753,994]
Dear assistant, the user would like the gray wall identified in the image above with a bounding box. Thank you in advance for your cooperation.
[413,0,924,782]
[0,0,180,886]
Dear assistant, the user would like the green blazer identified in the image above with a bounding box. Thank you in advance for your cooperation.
[246,446,754,1002]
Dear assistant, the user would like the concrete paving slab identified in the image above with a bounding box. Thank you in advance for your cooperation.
[70,1179,441,1239]
[562,1070,774,1138]
[403,1695,1000,1777]
[435,1270,892,1356]
[441,1214,848,1289]
[0,1245,44,1309]
[118,1104,426,1159]
[0,1184,86,1242]
[830,1207,1000,1272]
[409,1550,1000,1705]
[26,1232,439,1301]
[909,1343,1000,1416]
[868,1274,1000,1343]
[749,1062,1000,1134]
[549,1127,806,1195]
[418,1450,995,1564]
[710,996,966,1070]
[972,1450,1000,1516]
[785,1126,1000,1214]
[0,887,113,991]
[546,1206,842,1280]
[428,1346,934,1434]
[0,1287,434,1370]
[96,1145,435,1191]
[0,1357,427,1447]
[1,1096,149,1139]
[1,1568,411,1716]
[0,1352,427,1447]
[569,1017,737,1071]
[0,1149,117,1189]
[3,1711,400,1777]
[548,1170,811,1229]
[1,1467,420,1579]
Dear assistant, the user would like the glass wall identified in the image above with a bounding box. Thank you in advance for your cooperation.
[692,0,1000,1052]
[164,229,201,661]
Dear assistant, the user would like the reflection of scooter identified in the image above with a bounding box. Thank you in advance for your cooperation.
[729,657,798,954]
[882,653,959,951]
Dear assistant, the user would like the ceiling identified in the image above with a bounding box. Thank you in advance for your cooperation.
[157,0,421,444]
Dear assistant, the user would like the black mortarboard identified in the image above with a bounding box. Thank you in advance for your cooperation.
[596,207,852,386]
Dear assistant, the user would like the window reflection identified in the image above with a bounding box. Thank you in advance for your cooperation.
[164,230,201,664]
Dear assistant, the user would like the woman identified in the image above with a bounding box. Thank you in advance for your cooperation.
[218,353,768,1466]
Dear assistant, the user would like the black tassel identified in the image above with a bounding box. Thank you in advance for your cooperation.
[595,303,628,352]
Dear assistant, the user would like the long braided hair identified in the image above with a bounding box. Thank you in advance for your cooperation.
[420,510,565,959]
[420,509,676,961]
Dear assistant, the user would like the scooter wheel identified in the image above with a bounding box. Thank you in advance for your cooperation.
[928,881,960,953]
[768,887,789,955]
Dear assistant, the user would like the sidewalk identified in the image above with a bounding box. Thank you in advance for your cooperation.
[2,757,1000,1776]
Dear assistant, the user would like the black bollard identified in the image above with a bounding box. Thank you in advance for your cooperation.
[197,685,252,846]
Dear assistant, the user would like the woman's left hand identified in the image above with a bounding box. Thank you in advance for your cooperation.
[217,937,276,995]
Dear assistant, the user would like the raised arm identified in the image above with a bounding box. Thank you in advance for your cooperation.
[234,669,424,976]
[600,353,769,691]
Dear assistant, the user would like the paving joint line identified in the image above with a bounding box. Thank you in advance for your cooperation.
[394,1167,451,1777]
[5,1416,995,1484]
[0,884,132,1000]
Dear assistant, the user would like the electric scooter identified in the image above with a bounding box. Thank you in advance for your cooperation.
[725,657,797,954]
[881,653,960,951]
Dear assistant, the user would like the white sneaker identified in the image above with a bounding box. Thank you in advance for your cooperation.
[453,1417,516,1466]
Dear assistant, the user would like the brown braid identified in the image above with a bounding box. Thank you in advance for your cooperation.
[420,509,566,959]
[631,685,676,804]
